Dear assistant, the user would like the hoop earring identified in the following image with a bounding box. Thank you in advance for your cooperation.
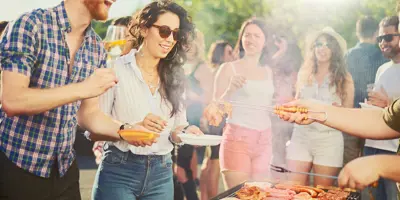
[165,47,178,61]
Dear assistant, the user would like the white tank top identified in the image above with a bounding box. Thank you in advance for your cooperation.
[295,75,341,132]
[227,64,274,131]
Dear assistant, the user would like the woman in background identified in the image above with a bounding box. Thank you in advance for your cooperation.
[213,18,274,189]
[199,40,234,200]
[174,30,213,200]
[286,27,354,186]
[269,26,302,180]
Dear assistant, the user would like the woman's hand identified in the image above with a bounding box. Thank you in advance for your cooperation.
[142,113,168,133]
[171,125,204,143]
[120,123,160,147]
[226,75,246,94]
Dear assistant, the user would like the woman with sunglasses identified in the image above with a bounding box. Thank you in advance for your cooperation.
[286,27,354,186]
[91,2,203,200]
[213,18,274,189]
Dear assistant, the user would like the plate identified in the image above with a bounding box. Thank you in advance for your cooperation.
[178,134,223,146]
[359,102,384,110]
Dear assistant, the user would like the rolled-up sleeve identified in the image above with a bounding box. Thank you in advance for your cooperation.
[0,14,39,77]
[383,99,400,133]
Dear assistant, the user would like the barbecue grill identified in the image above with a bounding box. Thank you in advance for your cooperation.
[211,181,361,200]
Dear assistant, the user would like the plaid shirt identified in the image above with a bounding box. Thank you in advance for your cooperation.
[0,2,107,178]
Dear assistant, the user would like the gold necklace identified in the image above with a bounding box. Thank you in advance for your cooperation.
[142,73,160,89]
[146,77,160,89]
[140,67,157,77]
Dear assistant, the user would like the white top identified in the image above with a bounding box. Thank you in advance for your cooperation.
[98,49,188,155]
[295,74,341,132]
[227,64,274,131]
[365,61,400,152]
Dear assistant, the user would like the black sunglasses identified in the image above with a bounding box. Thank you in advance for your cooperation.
[314,42,330,49]
[376,34,400,43]
[152,24,180,41]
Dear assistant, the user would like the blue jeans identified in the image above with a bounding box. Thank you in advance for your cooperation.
[361,147,398,200]
[92,145,173,200]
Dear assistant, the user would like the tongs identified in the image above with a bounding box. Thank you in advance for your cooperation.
[270,164,378,188]
[270,164,338,179]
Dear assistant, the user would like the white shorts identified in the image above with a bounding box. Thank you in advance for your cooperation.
[286,128,344,168]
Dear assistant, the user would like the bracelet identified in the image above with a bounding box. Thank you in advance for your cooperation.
[169,125,189,147]
[169,133,184,147]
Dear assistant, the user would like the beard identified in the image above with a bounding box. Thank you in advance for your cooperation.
[383,45,400,59]
[83,0,108,21]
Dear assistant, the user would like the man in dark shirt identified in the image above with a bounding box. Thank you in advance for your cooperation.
[344,16,389,165]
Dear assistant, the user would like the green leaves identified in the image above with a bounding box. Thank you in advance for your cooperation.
[92,0,399,54]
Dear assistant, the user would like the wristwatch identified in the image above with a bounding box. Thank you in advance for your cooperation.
[119,123,132,130]
[118,123,131,141]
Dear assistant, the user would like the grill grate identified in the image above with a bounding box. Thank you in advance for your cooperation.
[211,182,361,200]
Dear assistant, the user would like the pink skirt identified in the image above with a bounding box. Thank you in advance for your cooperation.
[220,123,272,175]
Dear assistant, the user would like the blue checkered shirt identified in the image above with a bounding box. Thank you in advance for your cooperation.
[0,2,107,178]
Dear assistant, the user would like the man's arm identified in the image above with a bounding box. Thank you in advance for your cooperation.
[0,14,117,116]
[1,71,83,116]
[1,68,117,117]
[282,100,400,140]
[77,97,122,141]
[379,155,400,182]
[321,106,400,139]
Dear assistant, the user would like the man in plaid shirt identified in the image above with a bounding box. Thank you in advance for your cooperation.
[0,0,157,199]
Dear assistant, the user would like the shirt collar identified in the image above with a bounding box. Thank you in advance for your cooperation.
[121,49,161,92]
[121,49,144,81]
[54,1,95,38]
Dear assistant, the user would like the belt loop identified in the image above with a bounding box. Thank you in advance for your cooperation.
[122,150,129,163]
[162,154,166,167]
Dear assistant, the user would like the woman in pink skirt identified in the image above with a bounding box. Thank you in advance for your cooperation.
[213,18,274,189]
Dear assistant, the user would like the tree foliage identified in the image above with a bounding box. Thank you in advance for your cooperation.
[93,0,400,52]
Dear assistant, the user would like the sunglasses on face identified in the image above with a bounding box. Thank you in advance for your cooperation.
[314,42,330,49]
[152,24,180,41]
[376,34,400,43]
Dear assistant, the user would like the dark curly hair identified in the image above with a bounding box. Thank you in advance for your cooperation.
[126,0,195,117]
[233,18,270,66]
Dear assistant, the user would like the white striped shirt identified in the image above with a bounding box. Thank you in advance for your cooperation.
[99,49,188,155]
